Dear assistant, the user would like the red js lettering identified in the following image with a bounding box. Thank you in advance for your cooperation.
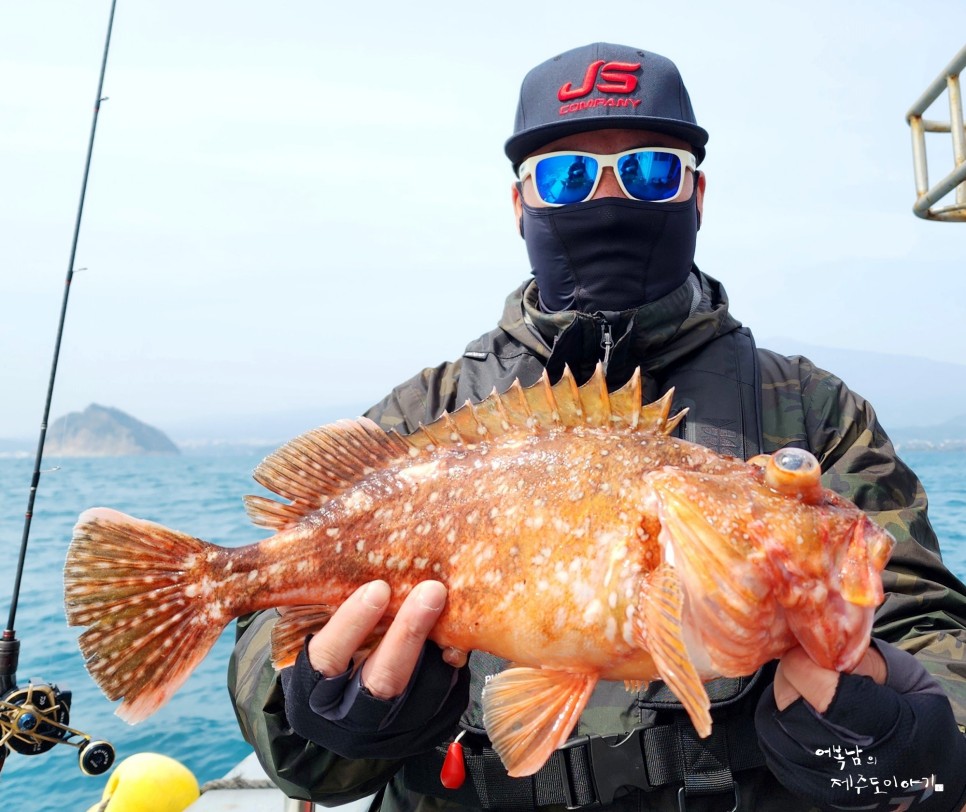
[557,60,641,101]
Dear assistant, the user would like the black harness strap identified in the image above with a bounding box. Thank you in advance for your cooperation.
[404,717,765,809]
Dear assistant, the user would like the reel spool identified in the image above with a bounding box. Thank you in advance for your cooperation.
[0,680,115,777]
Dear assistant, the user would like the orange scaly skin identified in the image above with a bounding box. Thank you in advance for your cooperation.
[63,367,895,778]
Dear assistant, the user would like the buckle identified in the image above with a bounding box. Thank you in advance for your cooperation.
[559,726,651,809]
[677,783,740,812]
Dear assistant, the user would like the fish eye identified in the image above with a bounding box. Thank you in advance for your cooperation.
[764,447,822,503]
[774,448,819,474]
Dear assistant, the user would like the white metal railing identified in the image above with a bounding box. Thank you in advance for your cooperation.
[906,44,966,221]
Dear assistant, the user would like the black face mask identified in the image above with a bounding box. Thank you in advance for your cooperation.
[521,188,699,313]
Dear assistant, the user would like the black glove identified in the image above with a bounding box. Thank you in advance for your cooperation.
[281,637,469,759]
[755,639,966,810]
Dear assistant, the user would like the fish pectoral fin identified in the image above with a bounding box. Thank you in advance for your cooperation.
[272,605,390,670]
[482,667,597,777]
[840,519,886,608]
[271,606,336,668]
[639,563,711,738]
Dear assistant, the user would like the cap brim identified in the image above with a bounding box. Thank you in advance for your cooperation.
[505,116,708,170]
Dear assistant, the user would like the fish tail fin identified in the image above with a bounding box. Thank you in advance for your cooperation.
[65,507,227,723]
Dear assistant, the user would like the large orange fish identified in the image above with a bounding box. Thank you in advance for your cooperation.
[63,365,894,778]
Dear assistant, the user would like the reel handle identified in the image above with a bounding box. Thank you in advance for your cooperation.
[0,677,115,777]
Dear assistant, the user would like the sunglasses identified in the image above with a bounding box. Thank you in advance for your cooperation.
[517,147,697,207]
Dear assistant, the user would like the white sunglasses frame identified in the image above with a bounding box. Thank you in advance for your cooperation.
[517,147,697,207]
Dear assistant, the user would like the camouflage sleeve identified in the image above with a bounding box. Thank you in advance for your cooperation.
[363,360,464,433]
[228,610,404,803]
[760,350,966,726]
[227,360,463,803]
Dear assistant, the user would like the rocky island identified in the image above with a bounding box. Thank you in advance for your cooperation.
[45,404,180,457]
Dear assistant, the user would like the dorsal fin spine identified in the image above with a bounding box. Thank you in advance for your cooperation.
[491,387,512,431]
[664,407,688,436]
[463,400,487,439]
[557,366,581,414]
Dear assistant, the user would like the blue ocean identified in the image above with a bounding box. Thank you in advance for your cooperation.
[1,449,964,811]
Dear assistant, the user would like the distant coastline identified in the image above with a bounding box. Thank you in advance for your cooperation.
[42,404,180,457]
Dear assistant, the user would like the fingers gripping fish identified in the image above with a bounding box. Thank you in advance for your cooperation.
[63,364,894,778]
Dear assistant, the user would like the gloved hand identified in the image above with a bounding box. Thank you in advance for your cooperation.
[755,639,966,811]
[283,637,469,758]
[280,580,470,759]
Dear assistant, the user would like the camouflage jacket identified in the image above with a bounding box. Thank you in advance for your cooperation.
[229,271,966,812]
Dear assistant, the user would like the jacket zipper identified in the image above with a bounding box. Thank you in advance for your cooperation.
[599,321,614,374]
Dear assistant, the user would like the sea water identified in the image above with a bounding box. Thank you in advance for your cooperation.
[0,449,964,811]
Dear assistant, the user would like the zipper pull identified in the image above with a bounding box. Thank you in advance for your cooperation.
[440,730,466,789]
[600,323,614,374]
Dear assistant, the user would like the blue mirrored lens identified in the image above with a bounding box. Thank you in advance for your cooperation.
[617,151,682,201]
[533,155,599,205]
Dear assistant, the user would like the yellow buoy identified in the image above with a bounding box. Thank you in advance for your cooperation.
[85,752,200,812]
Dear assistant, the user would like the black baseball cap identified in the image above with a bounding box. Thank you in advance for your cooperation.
[505,43,708,169]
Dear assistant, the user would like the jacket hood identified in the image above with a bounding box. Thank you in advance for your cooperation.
[496,269,744,384]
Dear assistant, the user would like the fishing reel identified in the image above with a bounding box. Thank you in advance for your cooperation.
[0,681,115,777]
[0,636,115,778]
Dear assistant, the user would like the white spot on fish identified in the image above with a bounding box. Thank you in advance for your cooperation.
[335,541,343,555]
[554,606,568,629]
[326,528,341,538]
[623,620,636,646]
[368,551,384,566]
[414,557,429,570]
[583,599,602,624]
[605,617,618,642]
[398,461,440,485]
[357,540,366,552]
[344,490,374,512]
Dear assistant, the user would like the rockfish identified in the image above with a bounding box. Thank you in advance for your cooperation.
[64,365,894,778]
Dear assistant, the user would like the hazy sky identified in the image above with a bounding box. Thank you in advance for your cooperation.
[2,1,964,442]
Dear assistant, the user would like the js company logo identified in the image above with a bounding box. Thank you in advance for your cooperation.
[557,60,642,114]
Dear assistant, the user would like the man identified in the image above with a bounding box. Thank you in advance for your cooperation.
[230,43,966,810]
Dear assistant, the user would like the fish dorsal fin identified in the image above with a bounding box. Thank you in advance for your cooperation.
[244,417,409,530]
[245,367,684,530]
[403,364,683,450]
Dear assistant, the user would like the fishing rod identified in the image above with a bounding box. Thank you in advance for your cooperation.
[0,0,119,778]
